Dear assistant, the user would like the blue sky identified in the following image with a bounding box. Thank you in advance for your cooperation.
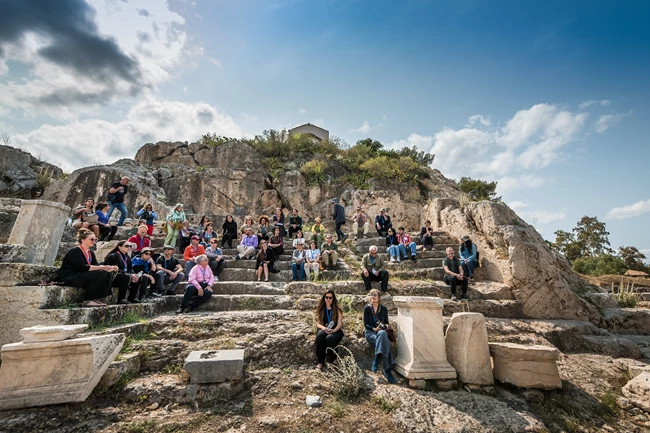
[1,0,649,254]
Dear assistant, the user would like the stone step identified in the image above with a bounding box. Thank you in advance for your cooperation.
[376,251,446,259]
[218,269,350,282]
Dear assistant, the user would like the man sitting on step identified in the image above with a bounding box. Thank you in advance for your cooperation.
[235,226,259,260]
[184,235,205,277]
[352,206,370,240]
[361,245,389,292]
[320,234,339,270]
[397,226,417,262]
[288,208,303,239]
[156,245,185,295]
[443,247,468,301]
[374,208,392,237]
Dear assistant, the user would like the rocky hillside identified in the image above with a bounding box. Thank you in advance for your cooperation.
[0,145,63,199]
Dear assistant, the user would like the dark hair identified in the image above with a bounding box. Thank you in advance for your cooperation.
[398,226,405,231]
[387,227,395,235]
[461,239,472,253]
[226,214,234,222]
[96,202,109,211]
[274,226,281,234]
[199,215,208,226]
[315,289,342,326]
[259,215,269,224]
[425,220,431,224]
[108,240,128,255]
[77,228,94,243]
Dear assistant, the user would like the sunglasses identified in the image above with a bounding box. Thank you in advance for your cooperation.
[124,245,134,249]
[142,252,151,255]
[88,238,97,242]
[210,241,217,244]
[324,296,333,300]
[370,294,378,297]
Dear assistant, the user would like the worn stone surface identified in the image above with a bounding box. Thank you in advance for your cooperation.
[98,352,142,388]
[183,349,245,384]
[445,313,493,385]
[0,243,27,263]
[305,395,323,407]
[489,342,562,390]
[393,296,456,380]
[0,333,124,410]
[0,198,22,243]
[20,324,88,343]
[8,200,70,266]
[0,146,62,199]
[425,199,604,322]
[622,371,650,412]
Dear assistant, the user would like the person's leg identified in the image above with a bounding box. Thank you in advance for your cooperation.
[288,227,295,238]
[246,246,256,259]
[263,263,268,281]
[450,277,458,299]
[106,202,116,220]
[379,270,389,292]
[325,330,344,363]
[312,264,319,281]
[352,222,359,238]
[292,263,299,281]
[321,252,330,268]
[467,259,477,277]
[398,244,407,259]
[180,284,198,309]
[112,273,130,302]
[335,222,345,240]
[300,263,306,280]
[189,289,212,311]
[164,223,174,246]
[256,265,262,281]
[461,277,469,298]
[361,272,372,291]
[147,224,154,236]
[315,329,327,365]
[99,225,109,241]
[90,224,100,238]
[408,242,417,256]
[108,225,118,241]
[330,251,338,267]
[114,202,127,226]
[362,222,370,236]
[304,263,310,281]
[168,272,184,294]
[155,270,165,293]
[185,260,195,278]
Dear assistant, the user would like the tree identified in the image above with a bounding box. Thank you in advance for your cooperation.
[1,132,10,145]
[355,138,383,152]
[618,246,648,271]
[572,254,627,276]
[458,177,498,201]
[552,229,582,262]
[573,216,612,258]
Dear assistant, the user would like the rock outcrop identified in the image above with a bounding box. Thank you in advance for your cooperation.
[425,199,607,322]
[0,145,63,199]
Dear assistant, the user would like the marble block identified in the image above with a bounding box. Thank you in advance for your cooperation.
[622,371,650,412]
[20,324,89,343]
[445,313,493,385]
[489,342,562,390]
[8,200,70,266]
[184,350,245,384]
[0,333,125,410]
[393,296,457,380]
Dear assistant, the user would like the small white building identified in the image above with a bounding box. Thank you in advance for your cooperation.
[288,123,329,142]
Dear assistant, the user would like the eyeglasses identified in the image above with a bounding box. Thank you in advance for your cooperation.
[370,294,378,297]
[142,252,151,255]
[210,241,217,244]
[324,296,333,300]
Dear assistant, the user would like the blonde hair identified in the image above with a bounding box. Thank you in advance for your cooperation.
[368,288,382,302]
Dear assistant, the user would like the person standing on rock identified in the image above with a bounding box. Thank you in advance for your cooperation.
[55,228,118,307]
[363,289,396,383]
[106,176,129,226]
[361,245,389,292]
[288,208,303,239]
[314,289,344,371]
[136,203,157,236]
[443,246,468,301]
[331,198,348,242]
[165,204,185,247]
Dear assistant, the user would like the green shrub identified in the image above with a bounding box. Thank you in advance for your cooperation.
[300,159,329,185]
[200,133,242,147]
[572,254,627,276]
[359,156,395,179]
[262,157,285,178]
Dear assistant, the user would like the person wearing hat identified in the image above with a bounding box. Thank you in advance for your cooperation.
[156,245,185,295]
[235,226,259,260]
[352,206,370,240]
[459,235,478,282]
[374,208,392,237]
[184,235,206,276]
[131,247,159,299]
[331,198,348,242]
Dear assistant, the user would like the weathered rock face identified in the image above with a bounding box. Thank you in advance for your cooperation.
[0,145,63,199]
[425,199,605,322]
[0,198,22,243]
[622,371,650,412]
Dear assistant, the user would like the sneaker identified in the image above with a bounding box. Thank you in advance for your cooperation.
[353,235,358,241]
[371,356,379,373]
[411,256,417,262]
[396,257,400,263]
[214,276,219,282]
[384,369,397,384]
[175,307,185,315]
[234,255,240,261]
[129,299,141,304]
[342,234,349,242]
[390,257,396,263]
[165,290,176,296]
[117,299,130,305]
[150,292,163,298]
[461,295,469,301]
[451,295,457,301]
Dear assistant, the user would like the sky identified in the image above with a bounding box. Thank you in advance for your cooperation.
[0,0,649,254]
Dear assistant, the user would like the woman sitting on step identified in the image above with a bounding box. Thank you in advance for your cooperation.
[104,241,148,304]
[199,222,217,247]
[363,289,397,383]
[267,226,284,268]
[257,215,272,243]
[305,240,321,281]
[205,238,225,279]
[310,217,326,248]
[255,240,273,281]
[292,229,306,248]
[221,214,238,249]
[239,215,255,235]
[314,289,344,371]
[95,202,118,241]
[176,254,213,314]
[71,197,100,238]
[56,228,118,307]
[385,227,400,263]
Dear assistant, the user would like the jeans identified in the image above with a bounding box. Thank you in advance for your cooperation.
[421,235,434,249]
[155,270,185,294]
[185,260,197,278]
[365,329,394,372]
[398,242,417,258]
[180,284,212,310]
[462,259,478,277]
[107,201,128,226]
[292,262,306,281]
[386,245,400,258]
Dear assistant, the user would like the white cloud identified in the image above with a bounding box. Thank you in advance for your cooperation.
[354,120,370,134]
[467,114,491,127]
[595,112,629,133]
[298,108,306,114]
[208,57,222,67]
[312,119,324,127]
[497,175,545,194]
[529,211,566,225]
[606,199,650,220]
[11,95,243,169]
[241,112,258,123]
[507,201,529,213]
[579,100,610,110]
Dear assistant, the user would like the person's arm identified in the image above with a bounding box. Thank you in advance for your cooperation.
[136,209,144,217]
[376,256,386,271]
[183,247,192,261]
[467,244,477,261]
[332,309,343,333]
[380,306,389,325]
[206,267,215,287]
[252,236,259,249]
[363,307,375,332]
[188,266,199,287]
[108,184,122,194]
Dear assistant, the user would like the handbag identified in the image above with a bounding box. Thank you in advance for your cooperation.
[82,213,99,225]
[371,306,396,343]
[174,221,184,230]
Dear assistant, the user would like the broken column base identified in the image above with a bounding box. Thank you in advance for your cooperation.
[184,350,245,384]
[489,342,562,390]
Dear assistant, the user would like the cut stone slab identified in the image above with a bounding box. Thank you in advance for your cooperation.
[183,350,245,384]
[489,342,562,390]
[393,296,456,380]
[0,332,124,410]
[445,313,493,386]
[99,352,141,388]
[20,324,88,343]
[622,371,650,412]
[306,395,323,407]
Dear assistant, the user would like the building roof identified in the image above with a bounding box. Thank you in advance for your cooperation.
[288,122,329,133]
[624,269,649,277]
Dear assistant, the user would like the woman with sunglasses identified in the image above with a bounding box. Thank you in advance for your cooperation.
[104,241,146,304]
[205,237,225,280]
[56,228,117,307]
[314,290,344,370]
[363,288,396,383]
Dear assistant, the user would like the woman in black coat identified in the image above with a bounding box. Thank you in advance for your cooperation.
[104,240,147,304]
[56,228,117,307]
[221,214,238,249]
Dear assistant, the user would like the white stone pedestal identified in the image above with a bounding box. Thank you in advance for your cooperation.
[0,325,124,410]
[393,296,456,380]
[8,200,70,266]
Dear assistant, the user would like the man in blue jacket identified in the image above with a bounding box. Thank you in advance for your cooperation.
[374,208,392,237]
[331,198,348,242]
